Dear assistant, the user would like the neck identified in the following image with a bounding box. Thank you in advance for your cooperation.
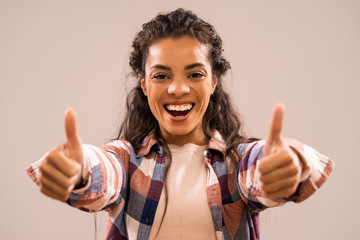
[161,129,209,146]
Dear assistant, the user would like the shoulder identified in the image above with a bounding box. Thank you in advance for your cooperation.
[237,139,265,155]
[98,140,134,160]
[101,140,132,151]
[98,134,158,159]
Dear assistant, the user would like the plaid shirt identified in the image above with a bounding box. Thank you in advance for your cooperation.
[27,131,333,240]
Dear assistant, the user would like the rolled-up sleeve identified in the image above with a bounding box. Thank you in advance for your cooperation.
[26,140,131,212]
[236,139,334,211]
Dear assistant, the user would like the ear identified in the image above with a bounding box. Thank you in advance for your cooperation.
[211,76,218,94]
[140,78,147,96]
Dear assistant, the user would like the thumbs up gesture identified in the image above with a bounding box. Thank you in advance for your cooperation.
[258,104,303,199]
[38,109,83,201]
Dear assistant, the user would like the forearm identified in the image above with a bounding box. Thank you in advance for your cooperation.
[236,139,334,210]
[27,141,128,212]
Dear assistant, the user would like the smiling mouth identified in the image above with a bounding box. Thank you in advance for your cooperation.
[165,103,194,117]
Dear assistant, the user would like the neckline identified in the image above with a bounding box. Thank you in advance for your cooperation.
[168,143,207,153]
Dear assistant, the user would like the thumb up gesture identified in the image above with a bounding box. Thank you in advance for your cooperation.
[258,104,303,199]
[39,109,83,201]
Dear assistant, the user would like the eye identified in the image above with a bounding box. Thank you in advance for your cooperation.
[188,72,205,79]
[152,73,170,80]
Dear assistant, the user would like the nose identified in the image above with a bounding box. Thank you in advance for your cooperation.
[167,79,190,97]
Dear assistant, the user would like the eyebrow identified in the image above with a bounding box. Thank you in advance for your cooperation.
[150,63,206,70]
[150,64,171,70]
[184,63,206,70]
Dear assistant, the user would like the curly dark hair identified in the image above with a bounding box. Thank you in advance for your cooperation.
[118,8,246,158]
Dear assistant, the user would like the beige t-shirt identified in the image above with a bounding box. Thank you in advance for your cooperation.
[148,143,217,240]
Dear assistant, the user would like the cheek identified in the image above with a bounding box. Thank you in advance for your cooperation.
[146,88,163,112]
[199,84,212,105]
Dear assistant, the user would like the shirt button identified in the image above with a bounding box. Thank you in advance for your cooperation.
[157,146,163,155]
[203,150,210,159]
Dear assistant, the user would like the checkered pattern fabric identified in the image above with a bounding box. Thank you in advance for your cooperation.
[27,131,333,240]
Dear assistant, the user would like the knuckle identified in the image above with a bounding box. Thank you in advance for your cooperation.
[39,163,46,173]
[42,155,50,164]
[278,187,291,197]
[284,190,292,198]
[262,185,271,193]
[74,162,81,172]
[64,189,71,197]
[285,178,297,189]
[259,174,266,182]
[68,168,77,177]
[57,189,69,202]
[69,162,81,176]
[290,176,298,185]
[47,146,65,162]
[257,162,265,173]
[39,163,50,175]
[39,175,47,185]
[64,179,72,188]
[57,193,65,201]
[47,150,56,160]
[288,165,298,175]
[39,176,44,185]
[40,186,47,195]
[63,188,72,199]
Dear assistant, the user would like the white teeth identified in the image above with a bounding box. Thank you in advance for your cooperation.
[166,104,193,111]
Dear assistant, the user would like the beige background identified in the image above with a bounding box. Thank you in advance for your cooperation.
[1,0,359,239]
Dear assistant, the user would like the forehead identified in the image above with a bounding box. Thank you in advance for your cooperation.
[146,37,210,67]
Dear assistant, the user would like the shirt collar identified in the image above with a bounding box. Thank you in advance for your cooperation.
[137,130,227,157]
[137,132,158,156]
[207,130,227,155]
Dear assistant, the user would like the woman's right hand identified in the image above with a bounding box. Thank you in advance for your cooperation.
[38,109,84,202]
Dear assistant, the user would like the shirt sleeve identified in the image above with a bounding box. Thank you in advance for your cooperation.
[236,139,334,211]
[26,140,131,212]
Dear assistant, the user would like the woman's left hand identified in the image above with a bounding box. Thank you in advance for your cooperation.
[258,104,303,199]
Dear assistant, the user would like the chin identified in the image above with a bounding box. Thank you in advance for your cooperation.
[162,124,197,136]
[165,127,193,136]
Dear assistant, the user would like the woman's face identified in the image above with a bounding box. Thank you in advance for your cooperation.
[141,36,217,146]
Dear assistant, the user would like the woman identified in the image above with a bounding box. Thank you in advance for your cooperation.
[27,8,333,240]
